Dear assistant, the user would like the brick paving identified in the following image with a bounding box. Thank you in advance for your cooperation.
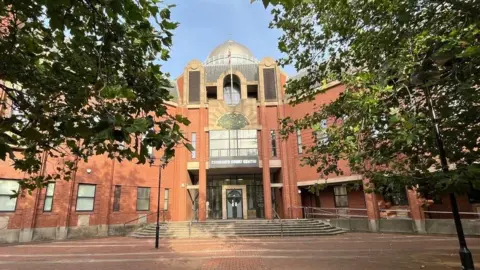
[0,233,479,269]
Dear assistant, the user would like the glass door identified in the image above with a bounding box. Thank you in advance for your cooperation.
[226,189,243,219]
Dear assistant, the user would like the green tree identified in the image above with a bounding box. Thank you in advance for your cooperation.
[257,0,480,197]
[0,0,191,194]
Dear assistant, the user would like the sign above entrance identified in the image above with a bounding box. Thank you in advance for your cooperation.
[209,156,259,168]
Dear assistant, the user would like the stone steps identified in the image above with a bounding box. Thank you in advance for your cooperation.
[130,219,344,238]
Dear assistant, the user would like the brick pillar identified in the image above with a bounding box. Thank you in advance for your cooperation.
[407,187,426,233]
[261,106,272,220]
[198,107,207,221]
[363,178,380,232]
[277,105,294,219]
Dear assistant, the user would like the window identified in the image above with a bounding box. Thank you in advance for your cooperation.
[223,82,241,106]
[137,187,150,211]
[210,130,258,157]
[314,119,329,145]
[468,188,480,204]
[43,182,55,212]
[191,133,197,159]
[206,86,218,100]
[296,130,303,154]
[142,132,154,158]
[113,185,121,212]
[270,130,277,157]
[0,180,19,212]
[76,184,96,211]
[384,188,409,206]
[334,186,348,207]
[163,189,170,211]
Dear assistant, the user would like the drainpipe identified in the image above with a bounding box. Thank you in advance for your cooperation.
[31,151,48,231]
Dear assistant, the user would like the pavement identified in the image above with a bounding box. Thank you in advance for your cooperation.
[0,233,479,269]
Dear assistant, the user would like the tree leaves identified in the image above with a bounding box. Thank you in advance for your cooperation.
[271,0,480,196]
[0,0,189,194]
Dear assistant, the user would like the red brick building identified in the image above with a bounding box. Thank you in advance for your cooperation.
[1,40,479,243]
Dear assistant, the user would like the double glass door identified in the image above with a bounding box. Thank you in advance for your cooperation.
[226,189,243,219]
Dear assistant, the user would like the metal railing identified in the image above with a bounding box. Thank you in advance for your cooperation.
[272,208,283,237]
[424,210,480,220]
[379,208,411,219]
[287,206,480,220]
[307,207,369,219]
[123,210,168,229]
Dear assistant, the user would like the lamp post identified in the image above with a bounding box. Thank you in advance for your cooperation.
[149,155,164,249]
[425,88,475,270]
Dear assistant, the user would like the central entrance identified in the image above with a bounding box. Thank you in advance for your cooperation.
[226,189,243,219]
[204,174,265,219]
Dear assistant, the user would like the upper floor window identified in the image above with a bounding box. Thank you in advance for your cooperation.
[223,75,241,106]
[270,130,277,157]
[0,180,19,212]
[296,130,303,154]
[191,132,197,159]
[210,130,258,157]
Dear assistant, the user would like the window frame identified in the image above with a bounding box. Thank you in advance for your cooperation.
[43,182,55,212]
[270,130,277,157]
[296,129,303,154]
[384,189,409,206]
[0,179,20,212]
[333,185,349,207]
[191,132,197,159]
[163,188,170,211]
[223,81,241,106]
[136,187,151,211]
[209,130,258,157]
[76,184,96,212]
[113,185,121,212]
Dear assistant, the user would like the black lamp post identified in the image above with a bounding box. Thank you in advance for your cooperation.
[425,88,475,270]
[149,155,163,249]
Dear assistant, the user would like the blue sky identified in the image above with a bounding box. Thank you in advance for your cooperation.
[161,0,296,78]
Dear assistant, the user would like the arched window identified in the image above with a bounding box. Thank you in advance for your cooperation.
[223,75,241,106]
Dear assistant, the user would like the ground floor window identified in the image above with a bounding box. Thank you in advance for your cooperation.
[205,174,264,219]
[43,182,55,212]
[334,185,348,207]
[384,188,409,206]
[76,184,96,211]
[0,180,19,212]
[137,187,151,211]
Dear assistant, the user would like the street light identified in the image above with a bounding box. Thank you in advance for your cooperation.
[425,88,475,270]
[148,153,165,250]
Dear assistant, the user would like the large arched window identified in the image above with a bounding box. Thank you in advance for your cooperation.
[223,75,241,106]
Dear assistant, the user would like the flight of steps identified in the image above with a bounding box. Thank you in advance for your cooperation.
[130,219,344,238]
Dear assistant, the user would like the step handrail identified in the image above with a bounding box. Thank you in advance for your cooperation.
[123,210,168,229]
[272,208,283,237]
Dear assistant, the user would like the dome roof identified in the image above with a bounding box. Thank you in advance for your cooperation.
[205,40,258,65]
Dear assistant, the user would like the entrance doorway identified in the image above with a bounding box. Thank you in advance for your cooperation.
[226,189,243,219]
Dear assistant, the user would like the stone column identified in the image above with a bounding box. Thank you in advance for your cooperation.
[363,178,380,232]
[407,188,426,233]
[198,107,207,221]
[260,106,273,220]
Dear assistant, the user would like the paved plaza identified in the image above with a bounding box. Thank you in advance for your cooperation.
[0,233,479,269]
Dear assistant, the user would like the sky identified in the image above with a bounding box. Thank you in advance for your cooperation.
[161,0,296,79]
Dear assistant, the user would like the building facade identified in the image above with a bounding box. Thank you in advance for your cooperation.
[1,40,479,243]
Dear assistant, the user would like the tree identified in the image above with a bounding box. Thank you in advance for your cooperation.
[0,0,191,194]
[257,0,480,198]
